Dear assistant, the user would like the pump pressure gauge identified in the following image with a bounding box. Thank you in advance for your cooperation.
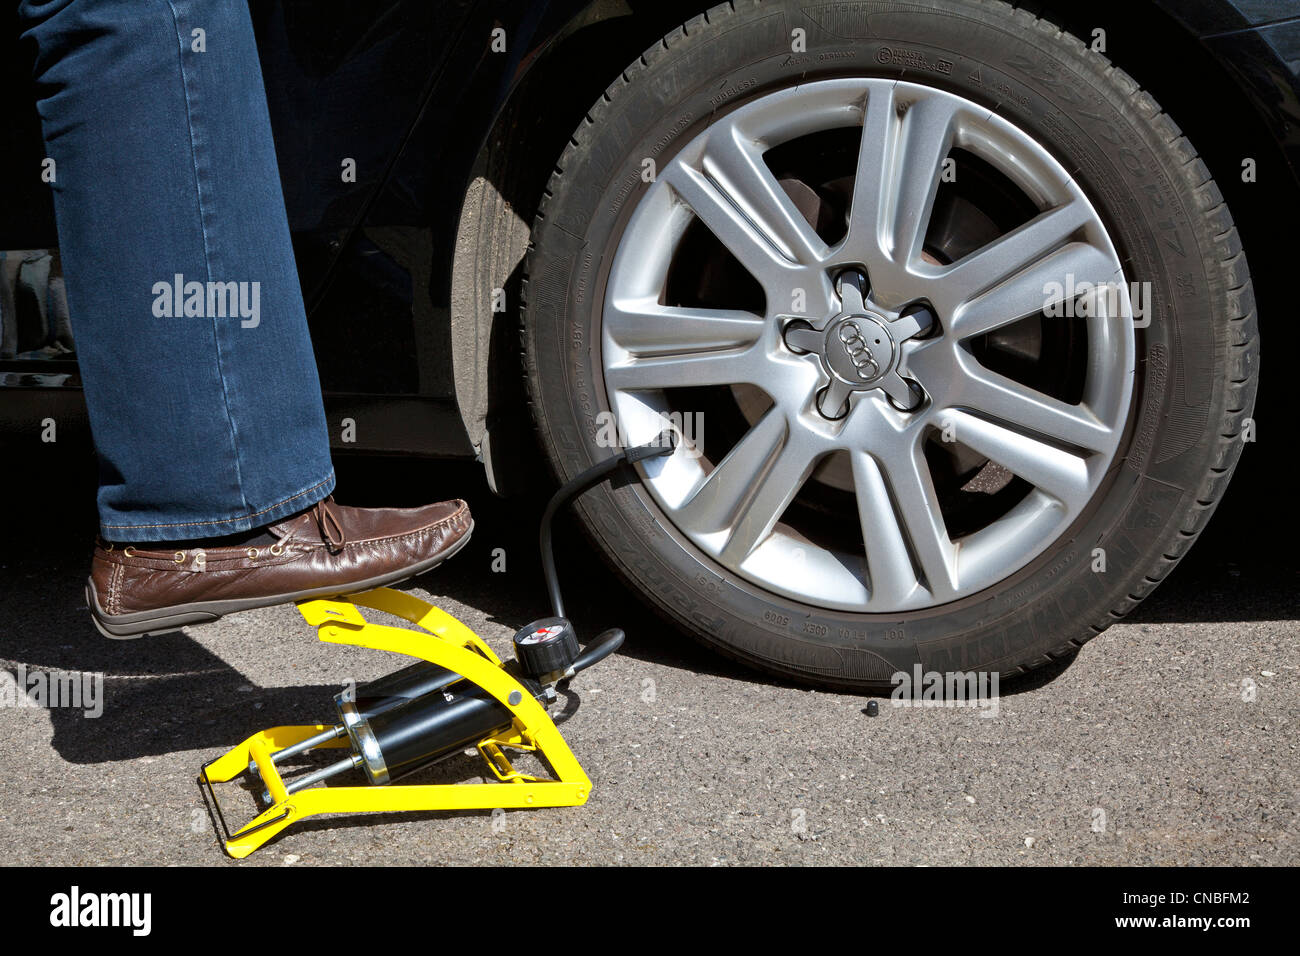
[513,617,580,680]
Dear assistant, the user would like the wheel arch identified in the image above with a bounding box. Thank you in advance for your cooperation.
[448,0,717,491]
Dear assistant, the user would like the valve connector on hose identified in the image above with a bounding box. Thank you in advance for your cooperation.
[513,617,579,682]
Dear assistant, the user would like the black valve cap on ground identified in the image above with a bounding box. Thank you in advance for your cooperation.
[513,617,579,679]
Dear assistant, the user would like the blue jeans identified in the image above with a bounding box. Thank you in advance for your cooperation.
[19,0,335,541]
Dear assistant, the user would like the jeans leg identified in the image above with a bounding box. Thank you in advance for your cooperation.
[19,0,335,541]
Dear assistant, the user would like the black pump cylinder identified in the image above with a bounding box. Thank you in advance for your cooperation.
[357,676,542,783]
[338,660,462,720]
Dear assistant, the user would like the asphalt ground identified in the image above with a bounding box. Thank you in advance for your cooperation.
[0,447,1295,866]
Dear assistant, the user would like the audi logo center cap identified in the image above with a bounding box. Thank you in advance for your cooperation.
[825,315,894,385]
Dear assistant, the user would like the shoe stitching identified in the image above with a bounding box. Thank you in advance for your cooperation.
[109,562,122,616]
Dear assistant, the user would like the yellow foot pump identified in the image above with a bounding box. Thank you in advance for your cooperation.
[200,587,622,858]
[196,435,676,858]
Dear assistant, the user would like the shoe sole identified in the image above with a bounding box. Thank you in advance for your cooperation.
[85,520,474,639]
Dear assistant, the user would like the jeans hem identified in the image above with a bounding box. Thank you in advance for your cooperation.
[99,469,336,542]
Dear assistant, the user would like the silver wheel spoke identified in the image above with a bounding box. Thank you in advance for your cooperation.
[662,162,794,289]
[606,296,764,356]
[604,345,762,391]
[851,451,919,606]
[878,437,960,599]
[847,88,959,303]
[952,350,1114,453]
[941,206,1119,338]
[674,410,814,564]
[701,122,831,267]
[664,121,831,298]
[938,409,1091,507]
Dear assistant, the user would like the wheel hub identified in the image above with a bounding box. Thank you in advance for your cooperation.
[782,272,931,418]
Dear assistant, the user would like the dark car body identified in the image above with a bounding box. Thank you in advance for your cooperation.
[2,0,1296,492]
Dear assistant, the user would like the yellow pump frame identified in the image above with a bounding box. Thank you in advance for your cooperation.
[199,587,592,858]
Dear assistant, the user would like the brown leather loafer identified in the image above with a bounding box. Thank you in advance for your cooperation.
[86,497,473,638]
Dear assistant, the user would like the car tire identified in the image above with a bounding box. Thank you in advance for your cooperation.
[521,0,1258,690]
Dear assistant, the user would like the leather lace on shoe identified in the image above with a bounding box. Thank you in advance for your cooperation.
[312,497,346,553]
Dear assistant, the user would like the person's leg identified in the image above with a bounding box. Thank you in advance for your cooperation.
[17,0,473,637]
[19,0,334,542]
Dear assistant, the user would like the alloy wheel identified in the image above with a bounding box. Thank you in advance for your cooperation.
[600,78,1135,613]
